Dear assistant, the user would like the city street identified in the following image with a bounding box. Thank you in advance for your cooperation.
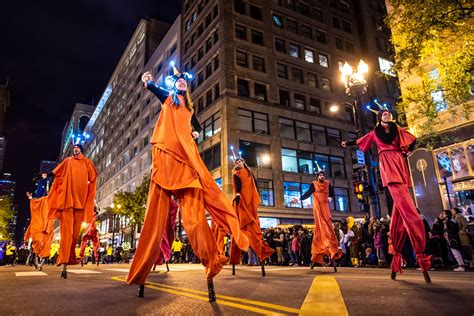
[0,263,472,315]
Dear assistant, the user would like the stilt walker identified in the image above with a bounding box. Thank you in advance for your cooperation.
[127,63,249,301]
[79,210,100,266]
[47,143,97,279]
[292,166,342,272]
[228,149,274,276]
[341,105,432,283]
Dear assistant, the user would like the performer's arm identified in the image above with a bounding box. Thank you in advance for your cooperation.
[329,184,334,199]
[233,174,242,205]
[146,82,170,104]
[300,183,315,201]
[191,113,202,133]
[341,131,374,152]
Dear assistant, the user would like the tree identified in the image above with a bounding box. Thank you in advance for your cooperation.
[386,0,473,143]
[0,196,15,240]
[109,174,150,248]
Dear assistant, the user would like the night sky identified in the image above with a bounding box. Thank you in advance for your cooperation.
[0,0,180,240]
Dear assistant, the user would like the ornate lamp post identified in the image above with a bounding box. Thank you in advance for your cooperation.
[340,60,380,218]
[110,203,121,251]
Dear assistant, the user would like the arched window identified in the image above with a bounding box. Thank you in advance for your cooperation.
[78,115,90,134]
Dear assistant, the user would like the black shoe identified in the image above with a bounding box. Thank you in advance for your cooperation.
[60,271,67,279]
[96,261,99,266]
[261,263,266,277]
[207,280,216,302]
[137,285,144,298]
[310,262,315,270]
[423,271,431,284]
[39,266,43,272]
[391,271,396,280]
[333,262,337,273]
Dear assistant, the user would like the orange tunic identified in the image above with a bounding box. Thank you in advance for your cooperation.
[48,154,97,223]
[229,167,274,264]
[310,180,341,263]
[28,196,54,258]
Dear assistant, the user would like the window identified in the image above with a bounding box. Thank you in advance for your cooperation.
[205,14,212,27]
[251,30,264,45]
[236,50,248,67]
[287,19,298,33]
[304,49,314,63]
[202,144,221,170]
[275,38,285,53]
[277,63,288,79]
[327,128,341,146]
[234,0,246,14]
[254,83,267,101]
[314,154,329,174]
[279,89,290,106]
[332,16,340,29]
[239,141,271,168]
[295,120,311,142]
[315,30,326,44]
[289,43,300,58]
[198,47,204,60]
[330,156,346,178]
[279,117,295,138]
[257,179,274,206]
[213,29,219,43]
[332,187,350,211]
[206,37,213,52]
[307,73,318,88]
[235,24,247,40]
[311,124,326,145]
[318,53,329,67]
[301,25,312,39]
[249,5,262,20]
[238,108,269,134]
[281,148,298,173]
[292,68,304,83]
[253,56,266,72]
[321,77,331,91]
[335,38,343,50]
[237,78,250,97]
[309,98,321,114]
[273,13,283,27]
[293,94,305,110]
[378,57,396,77]
[284,181,302,208]
[198,97,204,113]
[345,42,355,54]
[342,20,352,33]
[214,82,220,98]
[206,89,213,106]
[201,112,221,142]
[312,8,324,22]
[198,71,204,85]
[206,63,212,77]
[344,106,353,122]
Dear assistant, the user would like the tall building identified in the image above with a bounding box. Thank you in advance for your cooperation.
[180,0,395,224]
[385,2,474,213]
[83,18,176,245]
[59,103,95,160]
[0,84,10,173]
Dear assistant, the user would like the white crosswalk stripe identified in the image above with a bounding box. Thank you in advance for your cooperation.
[15,271,48,277]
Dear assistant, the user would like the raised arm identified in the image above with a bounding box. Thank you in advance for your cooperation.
[300,183,315,201]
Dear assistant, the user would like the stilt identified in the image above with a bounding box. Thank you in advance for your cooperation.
[166,262,170,272]
[423,271,431,284]
[391,271,396,280]
[81,261,84,267]
[232,264,236,275]
[152,263,157,271]
[61,264,67,279]
[261,262,266,277]
[137,285,144,298]
[207,279,216,302]
[96,259,99,266]
[333,260,337,273]
[310,262,315,270]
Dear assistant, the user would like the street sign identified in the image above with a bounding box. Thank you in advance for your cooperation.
[356,150,365,164]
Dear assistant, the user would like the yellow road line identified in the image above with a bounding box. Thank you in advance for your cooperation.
[112,276,298,314]
[299,276,348,316]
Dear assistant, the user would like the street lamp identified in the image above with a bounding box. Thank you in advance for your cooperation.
[329,104,340,113]
[110,203,121,252]
[340,60,380,218]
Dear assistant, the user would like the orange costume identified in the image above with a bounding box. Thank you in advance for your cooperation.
[48,153,97,266]
[79,213,99,262]
[127,80,249,287]
[26,197,55,258]
[300,179,342,264]
[229,166,273,265]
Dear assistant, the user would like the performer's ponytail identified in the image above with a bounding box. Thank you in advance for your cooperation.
[184,89,194,112]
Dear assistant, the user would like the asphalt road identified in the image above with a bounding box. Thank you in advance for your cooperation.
[0,263,472,315]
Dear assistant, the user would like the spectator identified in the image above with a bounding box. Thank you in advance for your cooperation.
[452,208,472,267]
[171,238,183,263]
[273,228,285,265]
[441,210,465,271]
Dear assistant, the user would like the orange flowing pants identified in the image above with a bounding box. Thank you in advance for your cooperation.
[57,209,84,265]
[229,222,274,264]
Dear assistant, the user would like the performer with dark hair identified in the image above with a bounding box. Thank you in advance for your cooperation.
[228,152,274,276]
[47,143,97,279]
[341,106,431,283]
[292,167,342,271]
[127,63,248,301]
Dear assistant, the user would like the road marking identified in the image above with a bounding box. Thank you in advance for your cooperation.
[15,271,47,277]
[105,269,130,273]
[67,269,102,274]
[299,276,348,316]
[112,276,299,315]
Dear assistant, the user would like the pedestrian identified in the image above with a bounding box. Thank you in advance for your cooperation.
[126,65,249,301]
[47,143,97,279]
[293,169,341,271]
[106,245,113,263]
[171,238,183,263]
[272,228,285,265]
[441,210,465,271]
[5,241,16,266]
[341,107,432,282]
[452,208,472,267]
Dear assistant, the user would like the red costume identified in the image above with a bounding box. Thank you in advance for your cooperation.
[48,153,97,266]
[229,166,273,265]
[127,80,248,287]
[79,213,99,262]
[155,199,178,265]
[354,122,431,273]
[300,179,342,264]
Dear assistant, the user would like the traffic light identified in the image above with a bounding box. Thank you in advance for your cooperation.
[353,181,366,202]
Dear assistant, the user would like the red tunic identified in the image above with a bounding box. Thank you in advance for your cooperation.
[356,126,415,187]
